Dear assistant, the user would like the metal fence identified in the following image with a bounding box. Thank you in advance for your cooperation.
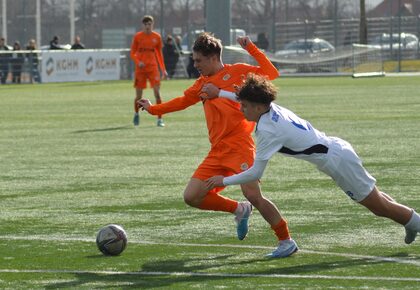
[267,16,420,51]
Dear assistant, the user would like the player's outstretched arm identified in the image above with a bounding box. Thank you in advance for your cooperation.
[206,159,269,189]
[138,94,200,116]
[239,36,279,80]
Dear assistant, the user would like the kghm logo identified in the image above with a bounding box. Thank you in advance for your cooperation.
[86,57,94,74]
[56,58,78,71]
[95,58,117,70]
[46,57,54,76]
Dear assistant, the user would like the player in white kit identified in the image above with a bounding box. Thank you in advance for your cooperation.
[205,74,420,257]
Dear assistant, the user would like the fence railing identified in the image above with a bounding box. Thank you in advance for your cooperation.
[1,42,419,85]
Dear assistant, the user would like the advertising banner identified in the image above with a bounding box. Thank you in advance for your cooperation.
[41,50,120,83]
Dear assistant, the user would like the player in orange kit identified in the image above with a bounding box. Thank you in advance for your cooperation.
[130,15,167,127]
[139,33,298,258]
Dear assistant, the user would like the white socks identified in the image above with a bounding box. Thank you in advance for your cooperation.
[405,210,420,231]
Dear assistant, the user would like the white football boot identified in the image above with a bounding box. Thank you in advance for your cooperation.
[235,201,252,240]
[266,238,299,258]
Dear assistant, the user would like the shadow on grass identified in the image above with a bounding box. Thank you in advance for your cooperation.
[44,253,411,289]
[72,125,132,134]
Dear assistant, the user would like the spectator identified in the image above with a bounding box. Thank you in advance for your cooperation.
[174,35,182,53]
[163,35,179,78]
[11,41,24,84]
[26,39,41,83]
[187,52,199,79]
[256,32,269,50]
[71,35,85,49]
[50,36,61,50]
[343,32,353,46]
[0,37,11,84]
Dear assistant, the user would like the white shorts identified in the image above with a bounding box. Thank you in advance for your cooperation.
[317,137,376,202]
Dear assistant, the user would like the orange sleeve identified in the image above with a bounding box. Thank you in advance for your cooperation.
[155,36,166,73]
[130,34,139,66]
[148,80,202,115]
[246,42,279,80]
[148,95,199,116]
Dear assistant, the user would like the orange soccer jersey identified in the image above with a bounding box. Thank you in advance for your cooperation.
[130,31,166,73]
[148,42,278,146]
[148,42,278,179]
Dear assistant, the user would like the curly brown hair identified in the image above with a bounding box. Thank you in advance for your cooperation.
[192,32,222,58]
[237,74,277,105]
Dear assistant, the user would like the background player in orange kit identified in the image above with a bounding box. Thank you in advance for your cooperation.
[139,33,298,258]
[130,15,167,127]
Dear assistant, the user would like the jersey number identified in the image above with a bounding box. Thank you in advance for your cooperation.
[288,115,311,131]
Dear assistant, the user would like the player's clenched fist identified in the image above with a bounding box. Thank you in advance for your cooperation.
[200,83,220,99]
[237,36,253,49]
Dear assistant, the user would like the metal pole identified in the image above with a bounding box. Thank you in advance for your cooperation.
[389,0,393,55]
[36,0,41,47]
[23,0,27,44]
[333,0,338,72]
[206,0,231,47]
[2,0,7,41]
[186,0,190,48]
[417,16,420,58]
[70,0,75,44]
[359,0,367,44]
[397,0,401,72]
[333,0,338,48]
[271,0,276,52]
[160,0,164,36]
[83,0,86,45]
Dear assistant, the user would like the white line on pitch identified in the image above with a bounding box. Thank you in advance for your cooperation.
[1,235,419,267]
[0,269,419,282]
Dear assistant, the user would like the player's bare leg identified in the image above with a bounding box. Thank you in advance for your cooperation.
[241,181,282,225]
[133,88,143,126]
[183,178,250,240]
[153,85,164,127]
[183,178,209,207]
[241,181,298,258]
[359,186,420,244]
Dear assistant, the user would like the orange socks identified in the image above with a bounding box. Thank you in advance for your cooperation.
[156,98,162,119]
[198,192,238,213]
[271,219,291,241]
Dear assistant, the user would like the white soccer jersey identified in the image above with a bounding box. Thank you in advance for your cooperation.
[254,103,331,165]
[223,102,376,201]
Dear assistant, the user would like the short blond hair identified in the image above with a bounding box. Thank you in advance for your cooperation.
[142,15,154,24]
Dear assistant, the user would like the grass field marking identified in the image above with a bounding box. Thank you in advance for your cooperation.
[0,269,419,282]
[2,235,419,267]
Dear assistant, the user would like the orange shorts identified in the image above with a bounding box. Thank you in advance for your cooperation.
[134,69,161,89]
[192,143,255,182]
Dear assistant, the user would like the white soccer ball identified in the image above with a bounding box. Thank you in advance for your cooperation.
[96,224,127,256]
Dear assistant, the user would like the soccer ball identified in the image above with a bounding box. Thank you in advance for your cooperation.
[96,224,127,256]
